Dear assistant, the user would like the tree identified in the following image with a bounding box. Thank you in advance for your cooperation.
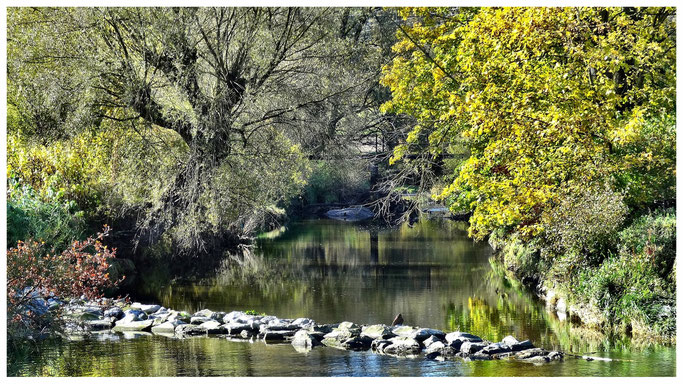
[382,7,675,241]
[8,7,400,253]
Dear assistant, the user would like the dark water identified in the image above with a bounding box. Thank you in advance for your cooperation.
[9,219,676,376]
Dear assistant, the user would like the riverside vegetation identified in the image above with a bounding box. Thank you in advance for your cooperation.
[6,6,676,374]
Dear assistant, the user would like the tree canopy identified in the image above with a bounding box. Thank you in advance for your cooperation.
[382,7,675,242]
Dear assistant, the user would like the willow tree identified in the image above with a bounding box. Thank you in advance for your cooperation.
[382,7,675,245]
[8,7,396,253]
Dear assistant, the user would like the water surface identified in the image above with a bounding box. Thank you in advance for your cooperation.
[9,219,675,376]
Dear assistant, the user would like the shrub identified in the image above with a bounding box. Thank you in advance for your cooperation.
[573,209,676,337]
[6,179,86,253]
[543,183,627,261]
[7,226,119,337]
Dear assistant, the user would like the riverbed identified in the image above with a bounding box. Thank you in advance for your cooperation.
[8,219,675,376]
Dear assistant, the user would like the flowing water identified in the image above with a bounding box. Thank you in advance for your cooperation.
[8,219,675,376]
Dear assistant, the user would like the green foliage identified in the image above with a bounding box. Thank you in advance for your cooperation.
[7,131,110,212]
[6,179,86,253]
[303,160,370,205]
[8,7,399,253]
[571,209,675,337]
[543,183,628,259]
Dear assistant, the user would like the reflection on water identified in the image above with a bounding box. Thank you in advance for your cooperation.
[9,219,676,376]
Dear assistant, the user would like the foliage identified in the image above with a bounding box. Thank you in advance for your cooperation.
[303,160,370,205]
[7,131,110,212]
[7,226,119,337]
[8,7,401,253]
[6,179,86,253]
[382,7,676,241]
[543,183,628,259]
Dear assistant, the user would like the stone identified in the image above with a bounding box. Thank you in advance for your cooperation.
[112,319,153,332]
[425,341,446,355]
[130,303,161,314]
[515,348,547,359]
[291,330,322,349]
[168,311,191,323]
[360,324,394,340]
[391,325,417,337]
[371,339,392,353]
[325,207,374,222]
[556,298,567,314]
[175,324,204,337]
[263,330,296,343]
[445,331,482,344]
[501,335,519,346]
[459,341,488,355]
[211,311,226,322]
[292,318,316,329]
[65,306,104,321]
[481,342,512,355]
[323,328,357,342]
[411,328,446,342]
[523,355,551,364]
[151,321,180,334]
[47,298,62,311]
[194,309,214,318]
[239,329,254,339]
[223,311,246,323]
[342,336,373,351]
[198,320,226,334]
[190,316,212,325]
[423,335,441,348]
[104,307,124,319]
[382,336,421,355]
[336,321,360,331]
[86,319,115,331]
[222,323,253,335]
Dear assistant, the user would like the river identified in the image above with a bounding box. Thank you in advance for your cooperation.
[8,219,675,376]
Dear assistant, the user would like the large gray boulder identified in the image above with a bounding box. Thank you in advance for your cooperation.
[190,316,212,325]
[501,335,534,352]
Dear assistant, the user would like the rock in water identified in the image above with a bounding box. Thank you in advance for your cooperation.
[112,319,153,332]
[361,324,394,340]
[391,313,404,326]
[325,207,374,222]
[291,330,323,350]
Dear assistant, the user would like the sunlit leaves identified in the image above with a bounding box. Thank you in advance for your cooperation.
[382,7,675,240]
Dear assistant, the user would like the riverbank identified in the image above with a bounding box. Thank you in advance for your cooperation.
[488,208,676,344]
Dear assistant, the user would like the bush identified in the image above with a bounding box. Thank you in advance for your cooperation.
[573,209,676,337]
[7,179,86,253]
[543,183,627,260]
[7,226,119,338]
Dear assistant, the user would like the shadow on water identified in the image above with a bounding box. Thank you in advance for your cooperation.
[9,219,676,376]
